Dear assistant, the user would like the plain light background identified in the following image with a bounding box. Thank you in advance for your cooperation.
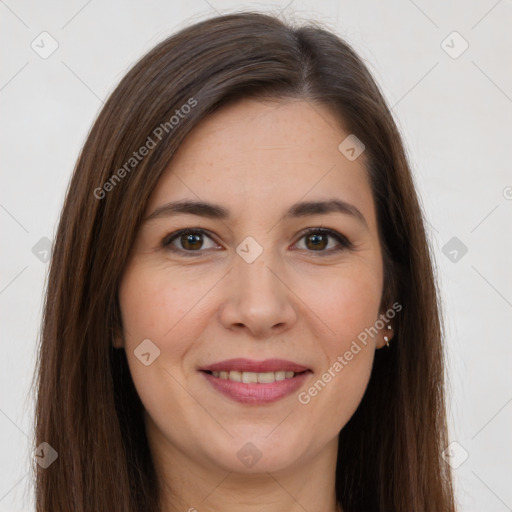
[1,0,511,510]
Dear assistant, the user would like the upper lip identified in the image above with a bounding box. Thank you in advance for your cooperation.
[199,358,310,373]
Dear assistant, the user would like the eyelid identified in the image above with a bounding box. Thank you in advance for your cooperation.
[161,228,220,254]
[161,227,353,256]
[296,227,354,252]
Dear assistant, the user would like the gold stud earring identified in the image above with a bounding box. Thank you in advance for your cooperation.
[384,325,392,347]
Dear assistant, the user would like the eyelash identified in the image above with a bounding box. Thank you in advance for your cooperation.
[161,227,354,257]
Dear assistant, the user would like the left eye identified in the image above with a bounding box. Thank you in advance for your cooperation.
[162,228,352,256]
[295,228,352,252]
[163,229,219,253]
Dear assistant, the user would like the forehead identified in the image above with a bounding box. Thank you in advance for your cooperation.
[147,99,375,227]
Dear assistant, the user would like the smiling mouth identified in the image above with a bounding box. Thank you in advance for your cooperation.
[200,368,312,404]
[198,358,312,404]
[202,369,309,384]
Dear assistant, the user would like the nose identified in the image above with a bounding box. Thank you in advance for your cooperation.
[218,250,298,339]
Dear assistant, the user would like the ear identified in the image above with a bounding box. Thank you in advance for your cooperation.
[112,321,125,349]
[112,334,124,349]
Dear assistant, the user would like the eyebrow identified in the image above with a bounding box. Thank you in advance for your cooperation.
[144,198,368,228]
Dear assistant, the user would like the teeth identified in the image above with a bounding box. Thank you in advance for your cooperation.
[210,370,298,383]
[257,372,275,383]
[242,371,258,383]
[229,370,241,382]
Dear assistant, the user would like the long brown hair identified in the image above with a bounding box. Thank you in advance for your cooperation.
[33,11,456,511]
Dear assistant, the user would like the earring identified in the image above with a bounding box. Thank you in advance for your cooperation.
[384,325,392,347]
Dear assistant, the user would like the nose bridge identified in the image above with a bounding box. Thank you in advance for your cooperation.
[233,238,282,303]
[235,247,277,292]
[219,237,296,335]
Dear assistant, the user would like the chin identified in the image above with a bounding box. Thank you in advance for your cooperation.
[200,427,309,474]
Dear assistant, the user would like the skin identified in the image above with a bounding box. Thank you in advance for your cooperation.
[116,98,393,512]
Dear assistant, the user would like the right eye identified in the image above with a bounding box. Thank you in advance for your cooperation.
[162,228,221,256]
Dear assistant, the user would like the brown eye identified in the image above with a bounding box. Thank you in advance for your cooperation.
[180,232,203,250]
[296,228,353,254]
[304,232,329,251]
[163,229,218,255]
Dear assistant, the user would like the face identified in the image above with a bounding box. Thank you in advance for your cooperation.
[117,98,388,477]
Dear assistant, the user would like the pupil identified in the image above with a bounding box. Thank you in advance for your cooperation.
[308,233,326,250]
[183,233,202,249]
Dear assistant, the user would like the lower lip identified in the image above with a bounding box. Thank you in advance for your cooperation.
[201,371,311,404]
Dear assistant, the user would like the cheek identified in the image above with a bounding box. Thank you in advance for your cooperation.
[308,262,383,342]
[117,261,227,409]
[297,266,381,425]
[116,266,194,408]
[117,264,203,422]
[118,262,213,347]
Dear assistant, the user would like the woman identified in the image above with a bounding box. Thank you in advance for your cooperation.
[33,11,457,512]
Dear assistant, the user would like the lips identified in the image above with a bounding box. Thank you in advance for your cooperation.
[199,358,312,404]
